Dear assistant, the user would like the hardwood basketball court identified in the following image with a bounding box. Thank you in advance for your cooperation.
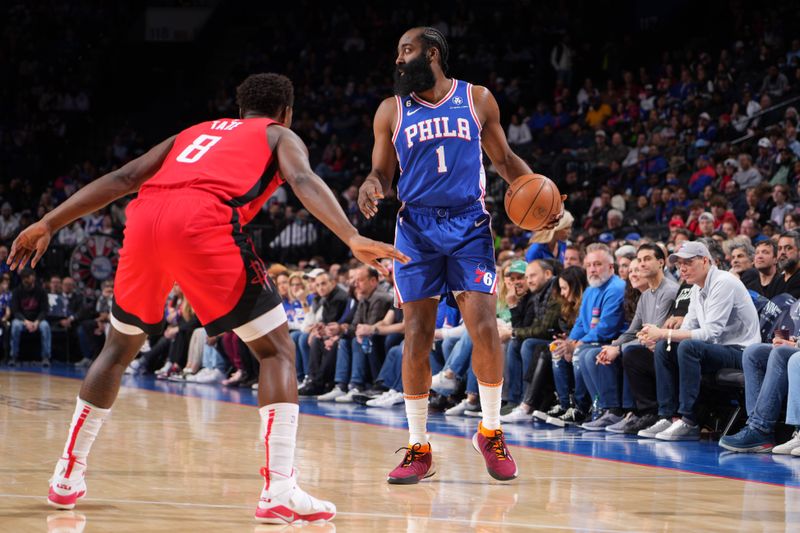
[1,368,797,532]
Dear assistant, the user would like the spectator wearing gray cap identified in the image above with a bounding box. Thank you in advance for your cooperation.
[304,267,326,280]
[696,113,716,143]
[636,241,760,441]
[605,209,635,240]
[696,212,715,239]
[756,137,775,179]
[724,158,739,172]
[588,129,615,169]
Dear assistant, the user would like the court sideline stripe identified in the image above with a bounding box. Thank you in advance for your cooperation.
[8,369,797,491]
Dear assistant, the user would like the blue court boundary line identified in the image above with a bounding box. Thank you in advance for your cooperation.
[5,364,799,490]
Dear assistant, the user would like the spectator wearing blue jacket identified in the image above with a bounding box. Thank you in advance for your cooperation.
[549,243,626,426]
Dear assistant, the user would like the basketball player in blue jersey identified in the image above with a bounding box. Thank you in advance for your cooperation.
[359,27,564,484]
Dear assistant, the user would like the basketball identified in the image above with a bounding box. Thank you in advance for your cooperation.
[504,174,562,230]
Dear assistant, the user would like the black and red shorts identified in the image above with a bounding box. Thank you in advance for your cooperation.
[111,189,282,337]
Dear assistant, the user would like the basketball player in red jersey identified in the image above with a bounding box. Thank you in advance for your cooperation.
[359,28,564,484]
[9,73,409,524]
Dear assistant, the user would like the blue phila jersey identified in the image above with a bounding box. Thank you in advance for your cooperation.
[392,79,486,208]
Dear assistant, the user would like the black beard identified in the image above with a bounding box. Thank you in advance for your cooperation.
[393,54,436,96]
[779,257,798,273]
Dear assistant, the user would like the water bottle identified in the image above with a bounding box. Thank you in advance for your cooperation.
[591,394,600,420]
[549,341,561,361]
[361,336,373,355]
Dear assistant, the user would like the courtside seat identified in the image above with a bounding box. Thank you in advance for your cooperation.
[715,368,744,389]
[699,368,746,438]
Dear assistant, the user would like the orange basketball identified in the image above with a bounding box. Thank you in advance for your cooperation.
[504,174,562,230]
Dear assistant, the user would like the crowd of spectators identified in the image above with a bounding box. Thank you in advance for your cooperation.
[6,2,800,458]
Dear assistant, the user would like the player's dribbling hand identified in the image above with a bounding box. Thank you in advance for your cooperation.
[539,195,568,230]
[7,221,52,270]
[358,177,384,219]
[347,235,410,277]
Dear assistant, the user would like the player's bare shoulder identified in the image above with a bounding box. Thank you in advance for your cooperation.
[266,122,307,153]
[469,84,493,101]
[374,96,399,134]
[469,84,497,125]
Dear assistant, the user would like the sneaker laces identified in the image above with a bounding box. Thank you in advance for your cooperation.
[395,443,428,467]
[484,430,510,462]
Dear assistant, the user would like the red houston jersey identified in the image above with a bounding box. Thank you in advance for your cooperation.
[140,117,284,225]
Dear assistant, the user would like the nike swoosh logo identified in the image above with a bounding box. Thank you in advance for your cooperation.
[475,217,487,227]
[406,108,421,116]
[270,510,295,522]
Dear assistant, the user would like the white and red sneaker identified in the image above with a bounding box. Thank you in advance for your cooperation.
[254,468,336,524]
[48,457,87,510]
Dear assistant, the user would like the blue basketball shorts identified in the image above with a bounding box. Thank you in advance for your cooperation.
[392,202,497,306]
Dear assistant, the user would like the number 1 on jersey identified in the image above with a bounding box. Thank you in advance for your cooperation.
[435,145,447,173]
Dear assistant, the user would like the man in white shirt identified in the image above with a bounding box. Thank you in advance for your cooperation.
[507,115,532,149]
[637,241,760,441]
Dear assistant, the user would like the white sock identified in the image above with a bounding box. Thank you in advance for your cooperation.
[59,397,111,477]
[259,403,299,486]
[478,380,503,431]
[404,394,429,445]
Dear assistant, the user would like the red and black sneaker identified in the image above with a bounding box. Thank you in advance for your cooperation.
[387,442,436,485]
[472,423,518,481]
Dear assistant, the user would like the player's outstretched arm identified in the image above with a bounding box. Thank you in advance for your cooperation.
[7,135,176,270]
[358,98,398,219]
[270,125,409,275]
